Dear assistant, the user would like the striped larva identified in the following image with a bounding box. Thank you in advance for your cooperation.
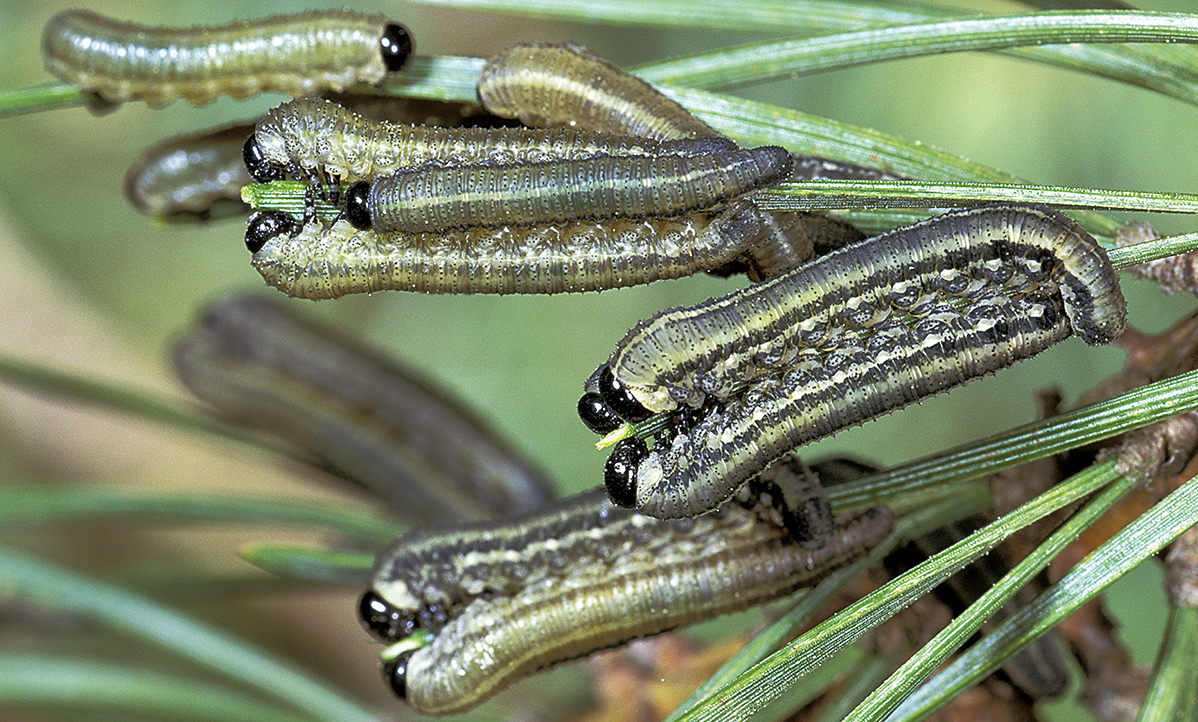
[124,123,254,222]
[244,200,865,298]
[174,295,555,524]
[478,42,720,140]
[361,457,893,715]
[584,204,1127,519]
[342,145,792,233]
[246,202,768,297]
[42,10,412,108]
[245,96,737,189]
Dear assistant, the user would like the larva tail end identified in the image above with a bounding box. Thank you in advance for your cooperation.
[1062,246,1128,346]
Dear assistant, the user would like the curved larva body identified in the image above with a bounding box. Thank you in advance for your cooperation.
[254,97,736,186]
[605,204,1127,519]
[369,482,892,715]
[478,42,720,140]
[364,145,792,233]
[42,10,407,107]
[174,295,555,524]
[124,123,254,221]
[250,203,767,297]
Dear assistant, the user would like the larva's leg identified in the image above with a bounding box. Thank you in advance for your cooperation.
[745,455,836,546]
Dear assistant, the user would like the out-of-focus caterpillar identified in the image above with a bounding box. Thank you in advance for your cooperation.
[174,295,555,524]
[124,123,256,222]
[42,9,412,108]
[583,204,1127,520]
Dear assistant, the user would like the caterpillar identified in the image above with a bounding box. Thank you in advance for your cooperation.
[342,145,792,233]
[174,295,555,523]
[583,204,1127,519]
[361,457,893,715]
[245,202,767,297]
[477,42,720,140]
[124,123,255,222]
[244,96,737,188]
[42,10,412,108]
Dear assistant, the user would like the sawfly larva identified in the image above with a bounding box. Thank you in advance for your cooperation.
[245,96,736,189]
[584,204,1127,519]
[174,295,555,523]
[245,202,772,297]
[124,123,255,222]
[42,10,412,108]
[477,42,720,140]
[342,145,791,233]
[361,457,893,715]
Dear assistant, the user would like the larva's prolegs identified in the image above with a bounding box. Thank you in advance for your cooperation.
[587,204,1126,519]
[42,10,412,108]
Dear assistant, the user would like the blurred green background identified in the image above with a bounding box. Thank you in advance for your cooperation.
[0,1,1194,720]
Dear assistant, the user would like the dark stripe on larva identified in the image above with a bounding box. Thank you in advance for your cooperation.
[249,202,768,297]
[42,10,410,108]
[478,42,720,141]
[174,295,554,523]
[368,472,892,714]
[124,122,254,222]
[254,97,737,187]
[603,204,1126,519]
[363,146,792,233]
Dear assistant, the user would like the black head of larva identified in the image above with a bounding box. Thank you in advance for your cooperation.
[577,392,622,435]
[245,211,300,254]
[345,181,373,230]
[598,366,652,423]
[359,591,419,642]
[242,135,285,183]
[382,650,414,699]
[379,23,414,72]
[604,436,648,508]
